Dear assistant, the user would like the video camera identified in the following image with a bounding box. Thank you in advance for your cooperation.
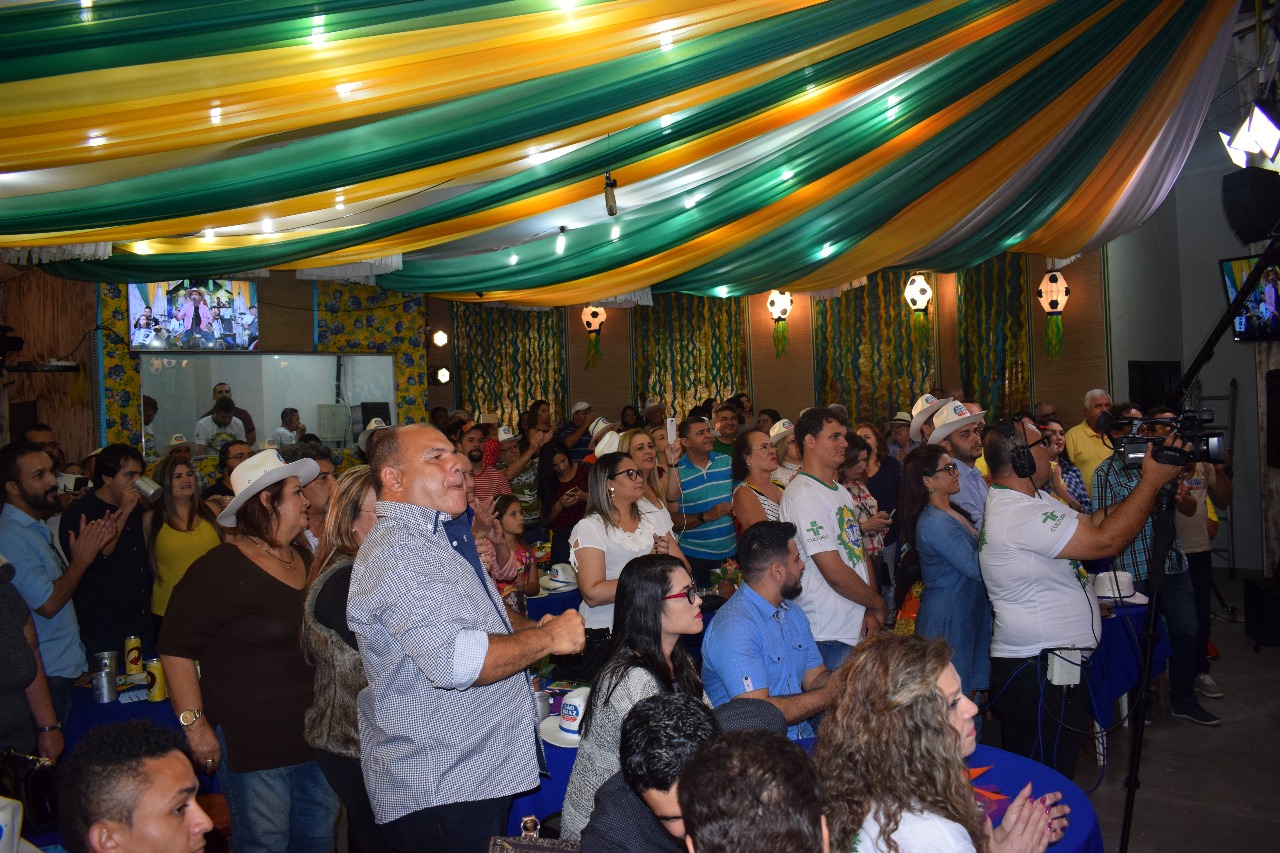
[1097,409,1226,470]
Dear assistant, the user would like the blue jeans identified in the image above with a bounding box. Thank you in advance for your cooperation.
[215,728,339,853]
[817,640,855,672]
[1134,571,1198,707]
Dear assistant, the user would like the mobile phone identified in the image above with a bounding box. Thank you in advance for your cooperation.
[665,417,678,446]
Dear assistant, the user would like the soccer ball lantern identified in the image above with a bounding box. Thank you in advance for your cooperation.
[766,290,793,321]
[903,274,933,312]
[767,291,793,358]
[581,305,607,332]
[1037,271,1070,314]
[581,305,607,369]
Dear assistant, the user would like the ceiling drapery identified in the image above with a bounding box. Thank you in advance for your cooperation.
[0,0,1235,304]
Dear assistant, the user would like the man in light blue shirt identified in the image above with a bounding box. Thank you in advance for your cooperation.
[348,425,586,853]
[700,521,832,740]
[0,442,113,721]
[929,400,989,527]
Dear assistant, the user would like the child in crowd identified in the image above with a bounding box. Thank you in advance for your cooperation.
[493,494,541,615]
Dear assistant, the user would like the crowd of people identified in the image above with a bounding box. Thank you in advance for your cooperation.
[0,382,1233,853]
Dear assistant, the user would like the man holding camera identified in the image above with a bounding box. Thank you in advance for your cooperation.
[1092,407,1219,727]
[981,417,1186,774]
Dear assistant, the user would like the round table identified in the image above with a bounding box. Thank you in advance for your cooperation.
[969,744,1104,853]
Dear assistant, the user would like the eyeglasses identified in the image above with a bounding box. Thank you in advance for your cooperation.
[663,584,700,605]
[928,463,959,476]
[1026,435,1052,449]
[609,468,643,481]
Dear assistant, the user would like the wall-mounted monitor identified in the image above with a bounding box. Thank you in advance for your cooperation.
[128,280,259,351]
[1220,255,1280,342]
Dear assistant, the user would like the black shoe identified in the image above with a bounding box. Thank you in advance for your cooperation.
[1171,701,1220,727]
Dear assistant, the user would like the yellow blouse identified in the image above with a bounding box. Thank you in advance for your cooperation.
[152,519,221,615]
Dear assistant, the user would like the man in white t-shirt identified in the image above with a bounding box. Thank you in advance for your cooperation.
[780,407,886,672]
[980,417,1185,776]
[273,407,304,448]
[193,397,245,454]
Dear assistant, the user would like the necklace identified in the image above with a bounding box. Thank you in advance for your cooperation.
[248,536,295,568]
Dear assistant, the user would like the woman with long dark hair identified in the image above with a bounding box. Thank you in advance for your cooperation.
[302,465,391,853]
[560,554,706,840]
[537,440,590,565]
[839,432,892,584]
[817,634,1068,853]
[144,454,222,633]
[1038,417,1090,513]
[898,445,991,696]
[856,421,901,597]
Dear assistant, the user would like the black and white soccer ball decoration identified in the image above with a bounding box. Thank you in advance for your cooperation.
[904,274,933,312]
[767,290,793,321]
[581,305,608,333]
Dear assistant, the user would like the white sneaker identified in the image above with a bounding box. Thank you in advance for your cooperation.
[1194,673,1224,699]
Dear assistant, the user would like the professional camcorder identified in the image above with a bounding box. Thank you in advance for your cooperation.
[1097,409,1226,470]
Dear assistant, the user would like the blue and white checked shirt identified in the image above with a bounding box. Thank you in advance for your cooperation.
[952,458,990,529]
[348,501,541,823]
[1092,455,1187,581]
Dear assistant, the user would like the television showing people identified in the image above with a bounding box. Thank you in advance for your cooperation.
[128,280,260,351]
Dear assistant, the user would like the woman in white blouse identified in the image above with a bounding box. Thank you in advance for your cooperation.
[571,452,690,631]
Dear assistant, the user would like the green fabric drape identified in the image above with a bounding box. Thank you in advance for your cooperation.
[631,294,747,420]
[0,1,566,83]
[451,303,566,429]
[811,272,934,424]
[957,253,1028,416]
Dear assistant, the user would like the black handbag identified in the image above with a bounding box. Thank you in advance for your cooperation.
[0,749,58,836]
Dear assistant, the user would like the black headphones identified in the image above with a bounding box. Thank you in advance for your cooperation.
[986,419,1037,479]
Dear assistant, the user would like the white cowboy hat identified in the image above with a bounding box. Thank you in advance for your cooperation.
[541,562,578,592]
[255,437,279,451]
[539,687,590,747]
[357,418,391,453]
[928,400,986,445]
[769,419,795,444]
[497,425,520,444]
[594,430,622,457]
[165,434,199,455]
[216,450,320,527]
[1092,571,1149,605]
[909,394,952,441]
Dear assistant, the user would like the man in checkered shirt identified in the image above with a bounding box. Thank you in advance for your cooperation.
[348,424,586,851]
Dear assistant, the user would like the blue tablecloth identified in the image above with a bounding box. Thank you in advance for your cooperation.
[969,744,1104,853]
[1087,603,1171,727]
[526,587,582,622]
[505,733,1103,852]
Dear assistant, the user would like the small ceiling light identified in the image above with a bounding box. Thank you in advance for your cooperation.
[210,106,222,124]
[261,217,275,233]
[431,329,449,347]
[429,366,452,385]
[818,242,835,258]
[661,114,675,128]
[202,229,215,240]
[782,169,794,180]
[610,225,621,240]
[335,194,345,210]
[683,196,697,209]
[509,254,519,265]
[336,82,357,96]
[604,172,618,216]
[87,133,105,147]
[1248,100,1280,160]
[660,32,674,50]
[555,226,567,255]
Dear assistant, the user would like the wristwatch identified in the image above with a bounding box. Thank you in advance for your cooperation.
[179,709,204,728]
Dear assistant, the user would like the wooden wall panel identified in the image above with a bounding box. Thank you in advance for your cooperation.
[568,305,632,423]
[256,273,316,352]
[935,272,960,396]
[1028,251,1110,422]
[1,269,99,459]
[748,291,814,419]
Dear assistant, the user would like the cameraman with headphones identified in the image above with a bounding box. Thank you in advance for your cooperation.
[980,416,1186,775]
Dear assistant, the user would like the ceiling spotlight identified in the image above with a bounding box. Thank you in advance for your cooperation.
[604,172,618,216]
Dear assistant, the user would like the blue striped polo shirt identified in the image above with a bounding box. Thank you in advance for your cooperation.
[677,452,736,560]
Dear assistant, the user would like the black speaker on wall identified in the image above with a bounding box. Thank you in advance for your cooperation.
[1268,370,1280,469]
[1222,167,1280,245]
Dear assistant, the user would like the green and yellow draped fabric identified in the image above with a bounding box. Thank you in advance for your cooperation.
[957,253,1029,417]
[632,293,747,418]
[450,302,567,427]
[0,0,1234,303]
[812,272,933,424]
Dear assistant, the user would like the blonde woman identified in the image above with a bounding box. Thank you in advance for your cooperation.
[620,428,676,526]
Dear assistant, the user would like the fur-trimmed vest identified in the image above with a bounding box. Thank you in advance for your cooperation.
[302,558,366,758]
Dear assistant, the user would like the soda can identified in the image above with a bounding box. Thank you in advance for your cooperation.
[92,650,119,677]
[124,636,143,675]
[144,658,168,702]
[534,691,551,722]
[91,669,117,704]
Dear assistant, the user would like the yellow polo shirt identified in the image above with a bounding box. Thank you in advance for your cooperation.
[1064,420,1112,500]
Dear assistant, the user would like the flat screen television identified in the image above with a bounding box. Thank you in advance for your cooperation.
[127,280,259,351]
[1220,255,1280,342]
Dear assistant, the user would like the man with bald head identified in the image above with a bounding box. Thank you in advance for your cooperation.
[347,424,585,852]
[1064,388,1113,500]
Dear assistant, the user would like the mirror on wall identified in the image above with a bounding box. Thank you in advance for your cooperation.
[139,353,394,453]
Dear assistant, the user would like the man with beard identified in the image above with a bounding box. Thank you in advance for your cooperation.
[282,441,337,551]
[460,423,511,505]
[698,521,834,740]
[0,442,114,722]
[928,400,989,528]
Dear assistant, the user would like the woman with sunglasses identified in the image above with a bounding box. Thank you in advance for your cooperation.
[560,554,706,840]
[898,445,991,697]
[571,452,690,635]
